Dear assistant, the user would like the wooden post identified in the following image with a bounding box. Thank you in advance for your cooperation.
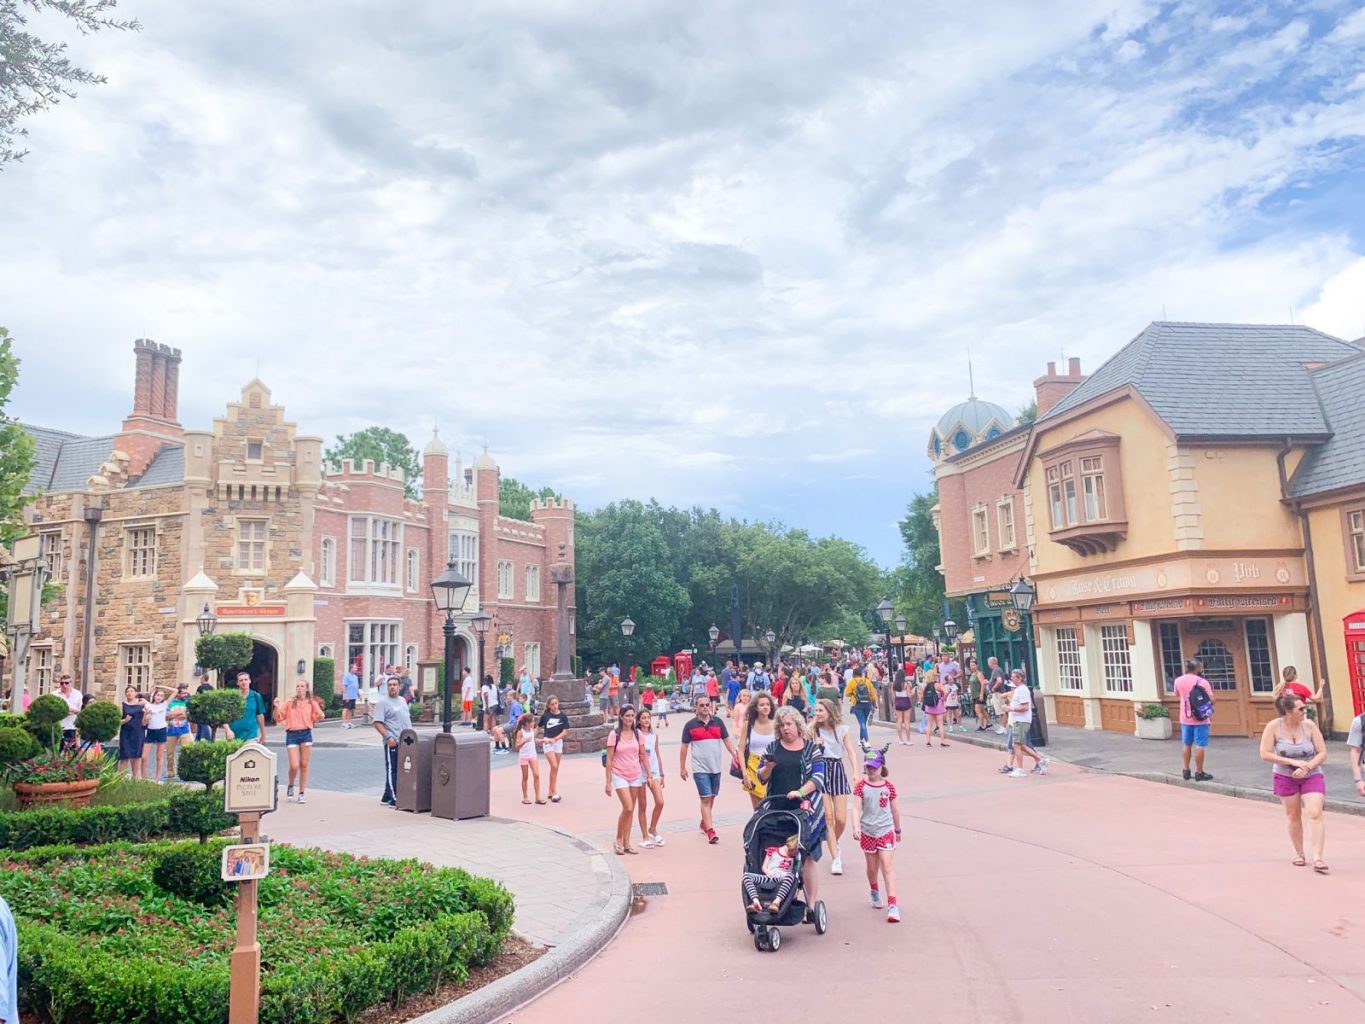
[229,810,261,1024]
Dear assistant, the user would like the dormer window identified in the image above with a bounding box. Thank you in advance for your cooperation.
[952,428,972,452]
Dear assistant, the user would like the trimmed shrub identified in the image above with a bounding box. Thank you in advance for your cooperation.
[187,690,245,738]
[167,790,236,845]
[152,841,232,907]
[25,693,69,749]
[195,631,254,677]
[175,739,242,791]
[0,799,172,850]
[314,656,335,695]
[76,700,121,745]
[0,726,40,770]
[500,656,515,687]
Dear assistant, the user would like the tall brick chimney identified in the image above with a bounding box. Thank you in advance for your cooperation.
[1033,356,1086,418]
[117,339,184,479]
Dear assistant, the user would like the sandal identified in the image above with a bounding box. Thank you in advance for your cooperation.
[624,846,639,855]
[521,799,532,805]
[535,799,547,805]
[1314,861,1330,874]
[1293,854,1306,867]
[613,842,625,856]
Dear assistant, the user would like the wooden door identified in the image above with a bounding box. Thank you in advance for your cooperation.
[1189,630,1249,736]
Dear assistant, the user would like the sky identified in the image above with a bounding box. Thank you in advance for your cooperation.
[3,0,1364,568]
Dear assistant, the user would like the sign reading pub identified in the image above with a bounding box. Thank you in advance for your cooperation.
[224,743,278,814]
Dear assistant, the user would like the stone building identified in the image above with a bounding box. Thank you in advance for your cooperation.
[18,341,574,710]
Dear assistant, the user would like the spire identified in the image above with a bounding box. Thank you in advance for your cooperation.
[967,352,976,400]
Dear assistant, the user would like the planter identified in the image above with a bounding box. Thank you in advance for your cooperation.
[12,778,101,809]
[1134,716,1172,740]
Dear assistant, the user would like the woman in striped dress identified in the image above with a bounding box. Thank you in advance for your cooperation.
[812,698,860,875]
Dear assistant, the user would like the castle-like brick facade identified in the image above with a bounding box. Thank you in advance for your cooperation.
[18,341,574,707]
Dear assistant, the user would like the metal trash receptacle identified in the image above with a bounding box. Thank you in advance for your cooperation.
[431,730,491,820]
[396,729,433,812]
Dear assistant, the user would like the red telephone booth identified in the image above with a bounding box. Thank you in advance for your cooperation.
[1345,610,1365,715]
[673,651,693,681]
[651,656,671,678]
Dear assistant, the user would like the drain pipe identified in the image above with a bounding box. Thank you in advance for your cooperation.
[1277,440,1334,736]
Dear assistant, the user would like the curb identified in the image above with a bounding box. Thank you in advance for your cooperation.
[403,824,632,1024]
[867,720,1365,818]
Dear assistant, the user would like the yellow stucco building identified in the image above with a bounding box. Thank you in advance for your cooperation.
[1017,323,1361,737]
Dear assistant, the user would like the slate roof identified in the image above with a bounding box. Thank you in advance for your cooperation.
[1041,322,1360,439]
[21,424,185,494]
[1288,352,1365,498]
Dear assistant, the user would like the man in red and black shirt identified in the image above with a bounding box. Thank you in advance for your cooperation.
[679,696,739,844]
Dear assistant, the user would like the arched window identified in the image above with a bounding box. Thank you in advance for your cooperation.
[952,427,972,452]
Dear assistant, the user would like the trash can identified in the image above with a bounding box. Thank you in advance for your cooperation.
[431,730,491,820]
[396,729,434,813]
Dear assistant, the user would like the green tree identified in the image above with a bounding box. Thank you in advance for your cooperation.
[325,426,421,498]
[1,1,139,166]
[893,490,966,636]
[194,632,253,680]
[499,476,562,522]
[1017,400,1038,425]
[0,329,36,543]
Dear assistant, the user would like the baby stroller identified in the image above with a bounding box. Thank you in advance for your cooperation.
[740,798,828,952]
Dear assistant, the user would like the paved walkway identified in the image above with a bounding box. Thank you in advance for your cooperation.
[881,718,1365,811]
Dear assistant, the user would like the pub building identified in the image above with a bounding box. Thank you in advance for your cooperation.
[1015,322,1358,737]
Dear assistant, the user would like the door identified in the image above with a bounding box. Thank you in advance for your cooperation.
[1188,626,1248,735]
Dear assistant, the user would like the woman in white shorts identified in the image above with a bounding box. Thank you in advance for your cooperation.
[604,705,652,855]
[637,707,666,848]
[537,695,569,803]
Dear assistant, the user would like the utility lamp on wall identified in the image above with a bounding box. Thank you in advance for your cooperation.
[297,659,307,676]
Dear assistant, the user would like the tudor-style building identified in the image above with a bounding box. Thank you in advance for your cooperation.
[18,340,574,710]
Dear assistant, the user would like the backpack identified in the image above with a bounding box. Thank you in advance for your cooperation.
[854,680,874,707]
[922,679,939,709]
[1187,681,1214,722]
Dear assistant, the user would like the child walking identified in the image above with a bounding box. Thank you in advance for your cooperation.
[743,833,800,913]
[851,744,902,923]
[515,713,545,805]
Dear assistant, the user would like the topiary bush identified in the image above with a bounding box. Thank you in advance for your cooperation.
[0,798,172,849]
[152,841,232,907]
[0,726,40,771]
[500,656,515,688]
[25,693,69,750]
[313,656,335,696]
[167,790,236,845]
[175,739,242,792]
[76,700,121,746]
[187,690,245,740]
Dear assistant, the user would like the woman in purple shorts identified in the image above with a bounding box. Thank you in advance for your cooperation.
[1259,692,1328,873]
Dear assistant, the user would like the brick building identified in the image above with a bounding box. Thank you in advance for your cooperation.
[16,341,574,710]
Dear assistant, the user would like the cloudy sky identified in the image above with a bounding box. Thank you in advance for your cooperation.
[3,0,1364,566]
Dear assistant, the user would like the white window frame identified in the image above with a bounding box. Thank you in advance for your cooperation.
[40,530,63,582]
[1245,617,1275,693]
[348,516,403,587]
[525,564,541,603]
[970,505,990,557]
[524,642,541,679]
[235,518,268,574]
[1081,455,1107,522]
[32,644,54,696]
[1099,624,1132,693]
[996,498,1016,551]
[318,644,335,660]
[120,642,152,693]
[346,620,401,679]
[405,643,419,673]
[1350,510,1365,573]
[449,529,478,586]
[406,548,421,593]
[319,536,336,588]
[1056,627,1083,690]
[497,559,514,599]
[126,524,157,578]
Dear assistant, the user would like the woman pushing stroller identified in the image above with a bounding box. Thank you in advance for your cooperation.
[754,705,828,908]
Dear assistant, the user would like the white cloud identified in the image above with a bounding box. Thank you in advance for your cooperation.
[1303,258,1365,340]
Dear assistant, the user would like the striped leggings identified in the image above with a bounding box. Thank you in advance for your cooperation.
[382,742,399,803]
[743,873,796,907]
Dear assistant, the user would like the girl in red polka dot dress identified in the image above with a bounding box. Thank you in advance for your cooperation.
[851,744,902,922]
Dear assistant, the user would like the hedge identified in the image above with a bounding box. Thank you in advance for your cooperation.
[6,841,514,1024]
[0,798,173,850]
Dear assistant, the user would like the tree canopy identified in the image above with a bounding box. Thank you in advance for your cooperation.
[0,328,35,545]
[1,0,139,166]
[325,427,421,498]
[889,490,965,637]
[499,476,561,522]
[572,500,884,668]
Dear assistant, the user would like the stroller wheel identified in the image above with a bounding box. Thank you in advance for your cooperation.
[813,900,828,935]
[754,930,768,951]
[767,927,782,951]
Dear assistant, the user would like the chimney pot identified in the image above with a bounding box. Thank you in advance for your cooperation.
[1068,356,1081,377]
[1046,361,1056,376]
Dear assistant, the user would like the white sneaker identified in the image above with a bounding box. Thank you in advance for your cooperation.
[640,837,656,849]
[995,725,1006,734]
[887,904,901,923]
[1008,768,1028,778]
[870,889,883,909]
[651,833,665,847]
[831,855,843,875]
[297,793,307,804]
[286,783,296,800]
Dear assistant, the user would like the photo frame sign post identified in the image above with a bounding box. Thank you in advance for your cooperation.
[224,743,277,1024]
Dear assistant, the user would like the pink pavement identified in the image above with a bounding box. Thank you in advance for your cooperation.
[500,724,1365,1024]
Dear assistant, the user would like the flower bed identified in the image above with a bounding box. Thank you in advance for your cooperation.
[5,840,514,1024]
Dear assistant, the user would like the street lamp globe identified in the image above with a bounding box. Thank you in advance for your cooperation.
[932,625,941,641]
[943,619,959,641]
[620,617,635,638]
[764,628,776,646]
[876,598,894,624]
[708,624,720,644]
[196,602,218,637]
[895,614,907,632]
[430,561,473,615]
[470,609,493,635]
[1010,577,1037,614]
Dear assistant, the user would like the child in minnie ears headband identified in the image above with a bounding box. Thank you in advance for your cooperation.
[852,743,902,923]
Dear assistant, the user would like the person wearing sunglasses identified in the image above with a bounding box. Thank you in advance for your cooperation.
[1260,692,1328,873]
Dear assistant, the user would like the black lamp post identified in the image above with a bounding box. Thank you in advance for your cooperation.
[620,617,635,702]
[196,602,218,638]
[763,628,776,671]
[943,619,959,647]
[708,623,720,667]
[875,598,894,666]
[471,610,492,727]
[931,625,941,656]
[431,561,473,733]
[1009,577,1046,747]
[895,613,907,669]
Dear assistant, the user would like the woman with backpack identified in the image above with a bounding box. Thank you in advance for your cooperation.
[844,668,877,743]
[918,669,949,748]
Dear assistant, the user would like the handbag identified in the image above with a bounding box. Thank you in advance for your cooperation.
[729,750,745,779]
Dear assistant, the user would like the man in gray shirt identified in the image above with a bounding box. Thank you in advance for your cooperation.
[374,676,412,806]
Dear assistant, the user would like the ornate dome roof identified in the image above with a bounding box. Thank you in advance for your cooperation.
[927,397,1013,460]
